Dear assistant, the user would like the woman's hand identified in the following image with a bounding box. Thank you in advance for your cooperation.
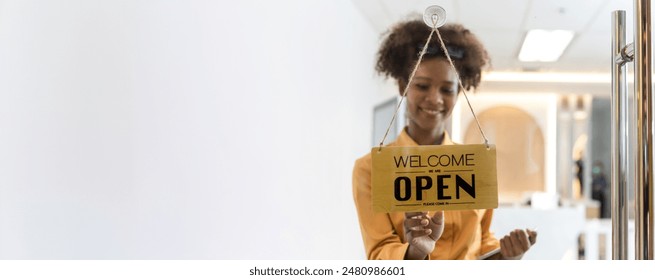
[499,228,537,260]
[403,211,444,259]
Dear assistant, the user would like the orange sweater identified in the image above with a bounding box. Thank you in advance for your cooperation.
[352,129,500,259]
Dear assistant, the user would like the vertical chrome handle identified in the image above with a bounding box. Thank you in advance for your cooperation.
[634,0,654,260]
[611,10,629,260]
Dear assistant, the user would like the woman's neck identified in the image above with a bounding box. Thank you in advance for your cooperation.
[406,125,445,145]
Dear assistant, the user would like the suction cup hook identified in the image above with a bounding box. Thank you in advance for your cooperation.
[423,5,446,28]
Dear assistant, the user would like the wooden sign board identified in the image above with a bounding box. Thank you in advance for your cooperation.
[371,144,498,212]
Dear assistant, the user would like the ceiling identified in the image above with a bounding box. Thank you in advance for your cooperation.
[352,0,635,73]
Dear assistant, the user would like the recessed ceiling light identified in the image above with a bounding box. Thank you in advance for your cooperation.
[518,29,575,62]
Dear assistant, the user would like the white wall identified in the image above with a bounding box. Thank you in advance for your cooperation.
[0,0,383,259]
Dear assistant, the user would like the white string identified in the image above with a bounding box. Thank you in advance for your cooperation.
[434,28,490,149]
[377,21,490,151]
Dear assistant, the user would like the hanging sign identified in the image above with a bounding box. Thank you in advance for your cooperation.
[371,144,498,212]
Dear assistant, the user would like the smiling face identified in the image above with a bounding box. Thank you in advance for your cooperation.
[401,58,458,144]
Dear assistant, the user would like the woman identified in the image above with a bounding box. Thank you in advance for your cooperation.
[352,19,536,260]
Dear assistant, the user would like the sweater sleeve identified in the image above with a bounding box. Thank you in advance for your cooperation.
[352,155,409,260]
[479,209,501,255]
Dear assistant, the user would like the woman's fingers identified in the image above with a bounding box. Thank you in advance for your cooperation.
[430,211,444,225]
[403,217,430,231]
[403,212,429,242]
[501,235,522,259]
[404,211,443,244]
[507,231,521,256]
[410,228,433,239]
[500,237,511,257]
[515,229,531,251]
[501,229,534,259]
[527,229,538,244]
[427,211,444,241]
[404,212,428,219]
[510,230,530,254]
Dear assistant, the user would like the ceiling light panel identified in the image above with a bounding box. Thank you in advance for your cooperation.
[518,29,574,62]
